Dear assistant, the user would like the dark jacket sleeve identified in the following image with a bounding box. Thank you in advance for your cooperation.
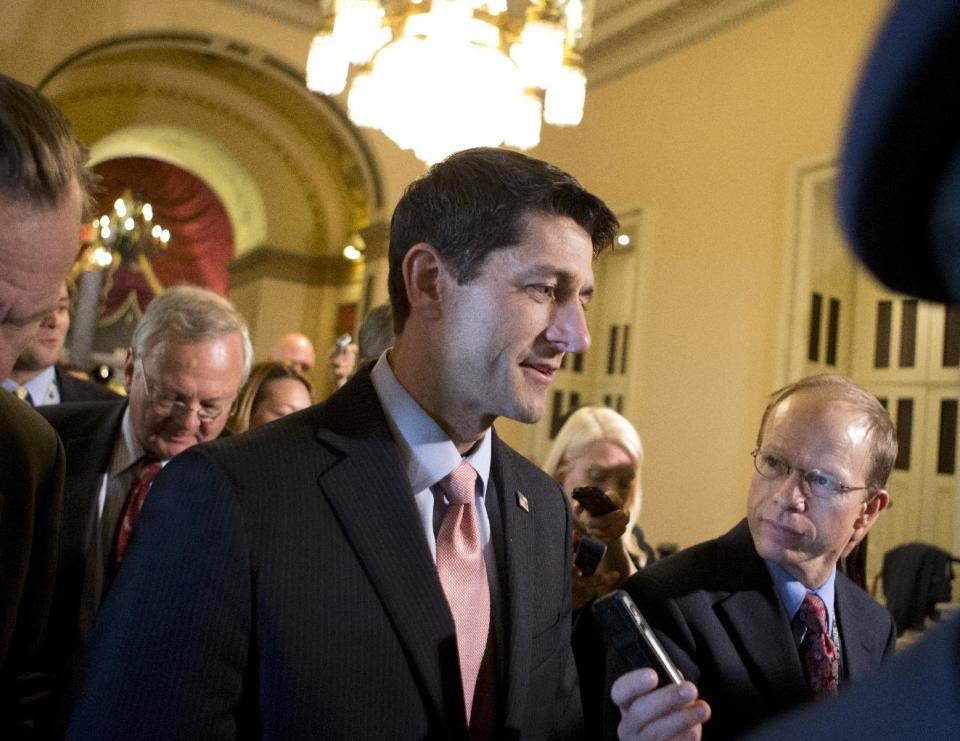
[0,397,65,736]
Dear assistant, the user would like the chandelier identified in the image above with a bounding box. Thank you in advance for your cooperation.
[306,0,594,164]
[78,188,170,271]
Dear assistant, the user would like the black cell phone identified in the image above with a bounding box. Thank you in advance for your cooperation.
[571,485,619,515]
[574,537,607,576]
[592,590,684,686]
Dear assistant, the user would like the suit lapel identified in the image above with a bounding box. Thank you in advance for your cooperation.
[713,522,809,705]
[490,439,535,731]
[60,402,127,559]
[313,374,465,734]
[836,577,872,679]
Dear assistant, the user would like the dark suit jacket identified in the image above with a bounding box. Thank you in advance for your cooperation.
[38,399,127,658]
[610,519,896,740]
[54,367,121,404]
[0,392,64,734]
[67,369,581,740]
[746,611,960,740]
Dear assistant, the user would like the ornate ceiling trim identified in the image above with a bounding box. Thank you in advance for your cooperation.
[39,31,385,217]
[586,0,794,86]
[217,0,793,87]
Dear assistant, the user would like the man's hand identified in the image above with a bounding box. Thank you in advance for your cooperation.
[612,668,711,741]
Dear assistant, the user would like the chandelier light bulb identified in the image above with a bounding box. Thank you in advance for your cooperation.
[544,63,586,126]
[503,91,542,150]
[511,20,566,89]
[114,198,127,217]
[333,0,390,65]
[91,246,114,268]
[306,32,350,95]
[142,202,153,221]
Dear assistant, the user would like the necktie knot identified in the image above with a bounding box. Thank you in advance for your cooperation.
[797,592,829,635]
[438,461,478,506]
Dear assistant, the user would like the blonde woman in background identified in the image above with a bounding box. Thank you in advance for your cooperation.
[227,361,313,433]
[543,405,652,732]
[543,405,653,607]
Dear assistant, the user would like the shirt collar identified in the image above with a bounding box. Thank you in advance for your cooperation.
[3,365,58,404]
[765,558,837,632]
[369,353,491,494]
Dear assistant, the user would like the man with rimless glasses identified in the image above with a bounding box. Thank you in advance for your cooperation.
[37,285,251,722]
[607,374,896,740]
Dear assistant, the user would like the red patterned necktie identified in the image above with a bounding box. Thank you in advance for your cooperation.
[795,592,839,696]
[435,461,492,727]
[113,457,163,564]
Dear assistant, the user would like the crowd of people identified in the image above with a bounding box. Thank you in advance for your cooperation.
[1,1,959,736]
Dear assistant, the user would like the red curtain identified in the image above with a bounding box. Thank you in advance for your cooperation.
[92,157,235,318]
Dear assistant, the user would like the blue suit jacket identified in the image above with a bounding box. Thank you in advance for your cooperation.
[611,519,896,739]
[67,368,581,740]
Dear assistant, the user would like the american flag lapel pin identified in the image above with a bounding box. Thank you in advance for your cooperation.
[516,490,530,512]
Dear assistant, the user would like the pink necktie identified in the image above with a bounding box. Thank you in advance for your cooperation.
[795,592,839,696]
[436,461,491,725]
[113,457,163,563]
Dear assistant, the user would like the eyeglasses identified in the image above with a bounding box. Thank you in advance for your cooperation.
[137,359,234,423]
[751,449,872,499]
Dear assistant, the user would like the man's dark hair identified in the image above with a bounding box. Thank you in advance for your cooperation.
[0,73,94,211]
[387,147,619,332]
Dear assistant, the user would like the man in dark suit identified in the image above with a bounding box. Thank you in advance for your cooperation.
[747,1,960,738]
[0,73,93,733]
[610,374,896,740]
[38,285,251,710]
[4,280,119,405]
[68,147,619,739]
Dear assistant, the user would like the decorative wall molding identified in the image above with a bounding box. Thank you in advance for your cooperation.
[229,245,354,287]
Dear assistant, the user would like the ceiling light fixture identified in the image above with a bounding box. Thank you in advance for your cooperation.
[306,0,594,164]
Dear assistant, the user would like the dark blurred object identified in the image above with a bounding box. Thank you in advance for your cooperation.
[357,304,394,366]
[655,542,677,560]
[881,542,956,635]
[840,0,960,303]
[840,535,868,591]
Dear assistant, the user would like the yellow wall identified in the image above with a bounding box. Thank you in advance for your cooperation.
[3,0,895,549]
[532,0,892,548]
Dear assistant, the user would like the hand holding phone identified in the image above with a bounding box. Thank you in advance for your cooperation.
[572,485,620,516]
[592,590,684,686]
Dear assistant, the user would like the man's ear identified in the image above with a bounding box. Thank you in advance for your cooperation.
[123,347,136,392]
[401,242,447,320]
[853,489,890,537]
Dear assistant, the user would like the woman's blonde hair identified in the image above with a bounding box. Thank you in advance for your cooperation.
[542,406,647,562]
[226,361,312,433]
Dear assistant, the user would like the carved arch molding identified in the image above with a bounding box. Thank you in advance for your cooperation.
[39,31,386,260]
